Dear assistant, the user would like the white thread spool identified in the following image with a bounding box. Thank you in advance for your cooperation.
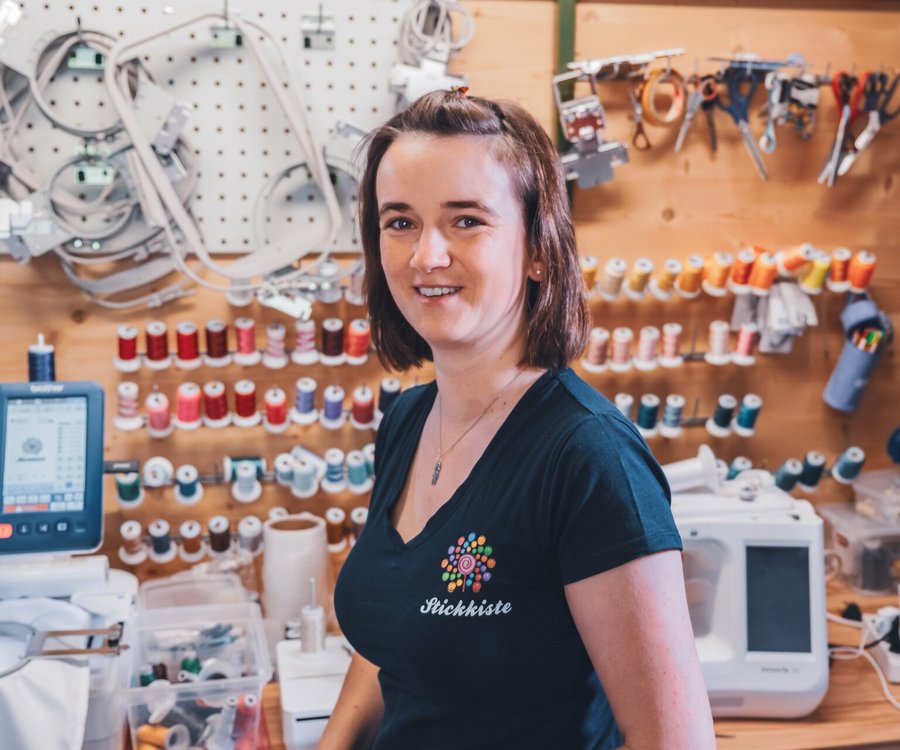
[232,461,262,503]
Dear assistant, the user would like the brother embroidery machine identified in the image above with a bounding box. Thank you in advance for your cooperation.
[0,380,137,750]
[664,446,829,718]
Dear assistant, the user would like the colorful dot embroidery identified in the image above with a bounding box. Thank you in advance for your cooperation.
[441,532,495,593]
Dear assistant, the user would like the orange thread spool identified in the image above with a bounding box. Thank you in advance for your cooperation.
[748,253,777,295]
[829,247,852,284]
[848,250,876,293]
[702,251,733,296]
[580,255,598,290]
[729,247,757,287]
[776,243,815,276]
[676,255,704,297]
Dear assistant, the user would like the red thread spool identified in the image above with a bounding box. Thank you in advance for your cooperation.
[661,323,682,360]
[117,382,140,418]
[585,327,609,368]
[829,248,852,284]
[145,321,169,362]
[264,387,288,426]
[321,318,345,358]
[345,319,370,362]
[351,384,375,427]
[236,318,257,355]
[180,520,203,556]
[117,325,139,361]
[729,247,757,287]
[234,380,258,418]
[176,321,200,363]
[234,693,260,738]
[848,250,876,293]
[175,382,201,426]
[146,392,171,431]
[203,381,229,420]
[205,319,229,359]
[733,322,759,366]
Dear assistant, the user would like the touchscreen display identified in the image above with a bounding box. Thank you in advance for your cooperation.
[2,397,88,514]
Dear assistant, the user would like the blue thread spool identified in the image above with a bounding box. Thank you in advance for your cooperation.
[223,456,266,482]
[797,451,826,492]
[290,456,318,499]
[320,385,346,429]
[706,394,737,438]
[148,519,177,563]
[292,377,318,425]
[347,450,373,495]
[832,446,866,484]
[614,392,634,421]
[774,459,803,491]
[28,333,55,382]
[174,464,203,505]
[659,393,685,439]
[363,443,376,477]
[377,377,401,418]
[274,453,295,486]
[322,448,346,493]
[636,394,660,438]
[733,393,763,437]
[727,456,753,481]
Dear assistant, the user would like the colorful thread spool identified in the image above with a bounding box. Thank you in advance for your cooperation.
[262,322,289,369]
[351,506,368,541]
[347,450,373,494]
[624,258,654,300]
[799,251,831,295]
[344,319,371,365]
[774,459,803,491]
[28,333,55,382]
[233,379,262,427]
[598,257,627,300]
[582,327,609,373]
[848,250,876,294]
[142,456,174,488]
[290,456,319,499]
[580,255,598,291]
[118,520,146,565]
[179,519,206,562]
[675,255,703,299]
[636,394,660,438]
[291,377,319,425]
[203,380,231,428]
[231,460,263,503]
[322,448,347,493]
[350,385,375,430]
[114,381,143,431]
[731,322,758,367]
[320,318,346,366]
[204,319,232,367]
[748,252,777,295]
[208,515,232,556]
[702,251,733,297]
[320,385,346,430]
[376,378,401,424]
[727,247,757,295]
[633,326,660,371]
[797,451,826,492]
[776,243,815,277]
[175,321,201,369]
[144,321,172,370]
[149,519,177,564]
[832,446,866,484]
[174,464,203,505]
[173,382,202,430]
[726,456,753,481]
[826,247,852,292]
[263,386,289,434]
[733,393,762,436]
[234,317,262,366]
[145,390,174,439]
[326,507,347,551]
[609,327,633,372]
[706,394,737,437]
[114,324,141,372]
[363,443,376,477]
[614,392,634,421]
[317,259,343,304]
[274,453,295,486]
[659,322,683,368]
[238,515,263,556]
[223,455,266,482]
[291,319,319,365]
[115,473,144,508]
[658,393,684,439]
[649,259,681,301]
[704,320,731,366]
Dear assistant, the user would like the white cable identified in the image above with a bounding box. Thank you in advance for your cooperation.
[827,612,900,711]
[398,0,474,66]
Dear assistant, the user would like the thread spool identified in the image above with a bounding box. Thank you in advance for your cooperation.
[345,264,366,305]
[345,319,371,365]
[797,451,826,492]
[291,319,319,365]
[633,326,660,371]
[174,464,203,505]
[274,453,295,486]
[580,255,598,291]
[675,255,703,299]
[726,456,753,481]
[138,664,155,687]
[774,459,803,491]
[238,515,264,557]
[142,456,175,488]
[173,382,202,430]
[848,250,876,293]
[827,247,852,292]
[706,394,737,437]
[317,259,343,304]
[235,693,261,739]
[118,520,146,565]
[144,321,172,370]
[733,393,762,436]
[326,507,347,551]
[731,322,758,366]
[232,460,263,503]
[609,327,633,372]
[179,520,206,563]
[363,443,376,477]
[704,320,731,366]
[208,515,232,556]
[748,252,777,296]
[115,472,144,508]
[581,327,609,372]
[145,391,174,439]
[598,257,627,300]
[27,333,55,382]
[201,319,231,367]
[269,506,289,521]
[320,385,346,430]
[234,317,262,366]
[320,318,347,366]
[114,381,144,431]
[614,392,634,421]
[263,386,289,434]
[701,251,733,297]
[350,385,375,430]
[658,393,685,439]
[776,243,815,277]
[649,259,681,301]
[351,506,368,540]
[137,724,190,749]
[258,322,287,369]
[636,394,660,438]
[727,247,757,294]
[202,380,231,428]
[376,378,401,424]
[175,321,201,369]
[659,322,683,368]
[291,456,319,499]
[114,324,141,372]
[291,377,319,425]
[832,446,866,484]
[149,519,177,564]
[322,448,346,493]
[233,379,261,427]
[800,251,831,295]
[623,257,654,300]
[347,450,373,494]
[223,454,266,482]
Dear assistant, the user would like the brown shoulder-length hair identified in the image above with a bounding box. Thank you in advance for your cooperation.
[358,88,589,372]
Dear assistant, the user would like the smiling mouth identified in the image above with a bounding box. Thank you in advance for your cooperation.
[416,287,462,298]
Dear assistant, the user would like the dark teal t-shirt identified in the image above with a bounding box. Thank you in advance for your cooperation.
[334,368,682,750]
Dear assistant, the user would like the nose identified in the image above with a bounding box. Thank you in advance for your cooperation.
[410,227,451,273]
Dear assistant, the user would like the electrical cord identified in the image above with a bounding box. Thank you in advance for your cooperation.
[827,610,900,711]
[398,0,474,66]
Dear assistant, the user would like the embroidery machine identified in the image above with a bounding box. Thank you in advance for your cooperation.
[0,381,137,750]
[664,446,829,718]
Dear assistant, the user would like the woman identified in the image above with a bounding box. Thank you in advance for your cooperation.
[325,88,714,750]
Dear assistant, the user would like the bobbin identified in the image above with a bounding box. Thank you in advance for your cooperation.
[319,318,347,366]
[797,451,826,493]
[203,319,233,367]
[145,391,174,439]
[731,322,759,367]
[174,321,202,369]
[174,464,204,505]
[178,520,207,563]
[202,380,232,428]
[701,251,733,298]
[350,385,375,430]
[374,378,401,427]
[291,377,320,425]
[321,448,347,494]
[114,381,144,431]
[598,257,627,301]
[705,394,737,437]
[774,459,803,491]
[144,321,173,370]
[231,460,263,503]
[623,257,654,301]
[319,385,347,430]
[347,449,374,495]
[658,322,684,369]
[632,326,660,371]
[115,472,144,508]
[142,456,175,488]
[344,319,371,366]
[832,446,866,484]
[674,255,704,299]
[351,506,369,541]
[732,393,763,437]
[826,247,853,293]
[290,456,320,499]
[635,394,660,439]
[233,317,262,366]
[704,320,732,366]
[262,322,290,369]
[238,515,264,557]
[118,520,147,565]
[648,259,682,301]
[274,453,295,486]
[608,327,633,373]
[148,519,178,564]
[614,392,634,421]
[581,327,609,373]
[345,265,366,306]
[263,386,290,434]
[232,380,262,428]
[172,382,202,431]
[727,247,758,295]
[291,319,319,365]
[326,507,348,552]
[658,394,685,439]
[114,324,142,373]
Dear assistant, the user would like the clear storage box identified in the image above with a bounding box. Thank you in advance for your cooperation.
[854,469,900,523]
[123,602,272,749]
[819,503,900,594]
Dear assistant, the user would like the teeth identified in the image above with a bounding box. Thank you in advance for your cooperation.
[418,287,460,297]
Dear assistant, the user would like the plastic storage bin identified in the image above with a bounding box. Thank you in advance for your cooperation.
[819,503,900,594]
[124,602,272,750]
[854,469,900,523]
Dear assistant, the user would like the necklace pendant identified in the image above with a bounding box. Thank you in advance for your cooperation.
[431,458,442,486]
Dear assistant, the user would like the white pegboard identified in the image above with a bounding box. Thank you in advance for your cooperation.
[0,0,416,255]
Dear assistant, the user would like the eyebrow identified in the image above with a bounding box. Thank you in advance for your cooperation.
[378,200,498,216]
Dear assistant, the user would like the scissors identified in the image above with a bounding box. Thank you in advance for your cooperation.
[837,71,899,175]
[716,67,768,179]
[675,75,718,153]
[817,71,865,186]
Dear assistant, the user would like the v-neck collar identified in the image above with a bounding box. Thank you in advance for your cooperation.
[384,368,557,553]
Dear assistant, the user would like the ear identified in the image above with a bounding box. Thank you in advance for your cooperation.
[528,264,545,282]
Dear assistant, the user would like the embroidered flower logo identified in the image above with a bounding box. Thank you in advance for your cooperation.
[441,532,496,593]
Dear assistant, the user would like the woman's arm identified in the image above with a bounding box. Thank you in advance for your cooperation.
[317,651,385,750]
[565,549,715,750]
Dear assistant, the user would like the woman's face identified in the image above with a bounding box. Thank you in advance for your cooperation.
[376,133,533,359]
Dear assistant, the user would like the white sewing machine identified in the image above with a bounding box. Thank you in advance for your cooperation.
[0,381,137,750]
[664,447,829,718]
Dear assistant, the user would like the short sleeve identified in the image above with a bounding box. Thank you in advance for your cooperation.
[545,413,683,584]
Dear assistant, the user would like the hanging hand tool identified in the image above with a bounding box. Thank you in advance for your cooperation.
[716,67,768,179]
[629,85,652,150]
[817,71,865,186]
[837,71,899,176]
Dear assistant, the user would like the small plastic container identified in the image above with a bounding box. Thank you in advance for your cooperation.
[124,602,272,749]
[139,572,250,609]
[819,503,900,594]
[853,469,900,524]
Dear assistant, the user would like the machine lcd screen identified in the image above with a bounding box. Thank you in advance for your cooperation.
[1,396,88,515]
[746,545,811,653]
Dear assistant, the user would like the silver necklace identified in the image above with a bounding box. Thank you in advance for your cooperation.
[431,369,525,485]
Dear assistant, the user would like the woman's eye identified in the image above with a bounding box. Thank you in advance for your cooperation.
[385,218,412,230]
[456,216,483,228]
